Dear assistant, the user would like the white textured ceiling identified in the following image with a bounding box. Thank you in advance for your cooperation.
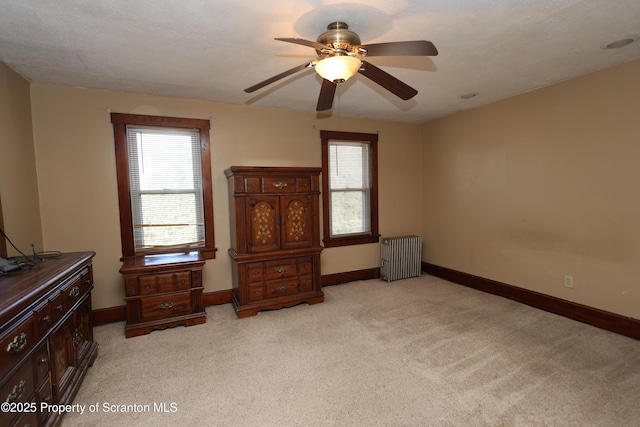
[1,0,639,123]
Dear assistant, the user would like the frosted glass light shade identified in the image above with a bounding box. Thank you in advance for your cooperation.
[315,56,362,83]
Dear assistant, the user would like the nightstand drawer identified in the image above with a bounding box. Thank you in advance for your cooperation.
[139,271,192,295]
[140,292,192,320]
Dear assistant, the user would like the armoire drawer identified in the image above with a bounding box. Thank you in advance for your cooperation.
[264,259,297,281]
[266,278,299,298]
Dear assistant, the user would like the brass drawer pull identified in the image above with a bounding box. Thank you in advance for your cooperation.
[6,380,26,403]
[275,285,289,293]
[158,301,176,310]
[40,356,49,365]
[41,315,51,323]
[272,182,287,189]
[69,286,80,298]
[55,304,63,311]
[274,266,289,274]
[6,332,27,354]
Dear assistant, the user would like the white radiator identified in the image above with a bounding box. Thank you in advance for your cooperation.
[380,235,422,282]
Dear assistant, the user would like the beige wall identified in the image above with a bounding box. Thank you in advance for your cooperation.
[421,58,640,319]
[17,57,638,319]
[29,84,423,309]
[0,62,42,256]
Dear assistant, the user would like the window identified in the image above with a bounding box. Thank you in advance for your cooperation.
[111,113,216,259]
[320,130,379,247]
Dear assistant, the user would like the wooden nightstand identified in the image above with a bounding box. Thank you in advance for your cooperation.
[120,252,206,338]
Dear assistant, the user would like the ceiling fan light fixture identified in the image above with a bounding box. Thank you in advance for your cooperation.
[315,55,362,83]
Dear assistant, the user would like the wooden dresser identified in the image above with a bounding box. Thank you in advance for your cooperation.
[225,166,324,318]
[120,252,206,338]
[0,252,98,427]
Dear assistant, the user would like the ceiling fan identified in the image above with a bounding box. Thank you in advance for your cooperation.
[244,22,438,111]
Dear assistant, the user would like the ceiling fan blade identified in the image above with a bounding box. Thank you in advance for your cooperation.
[358,61,418,100]
[244,61,314,93]
[316,79,337,111]
[357,40,438,57]
[275,38,330,51]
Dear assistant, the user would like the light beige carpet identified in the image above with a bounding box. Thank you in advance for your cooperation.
[62,275,640,426]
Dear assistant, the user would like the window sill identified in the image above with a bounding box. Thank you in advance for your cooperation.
[323,234,380,248]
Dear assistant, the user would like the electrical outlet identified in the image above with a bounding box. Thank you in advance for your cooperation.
[564,275,574,288]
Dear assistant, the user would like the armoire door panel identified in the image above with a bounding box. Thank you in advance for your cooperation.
[281,195,313,249]
[247,196,280,252]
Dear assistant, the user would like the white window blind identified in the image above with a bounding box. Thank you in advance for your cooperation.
[126,126,205,252]
[328,141,371,236]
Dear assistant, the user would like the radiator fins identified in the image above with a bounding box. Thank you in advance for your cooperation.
[380,235,422,282]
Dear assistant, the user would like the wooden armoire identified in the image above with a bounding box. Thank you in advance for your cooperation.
[225,166,324,317]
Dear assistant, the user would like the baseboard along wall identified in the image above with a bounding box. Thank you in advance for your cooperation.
[422,262,639,340]
[92,264,638,341]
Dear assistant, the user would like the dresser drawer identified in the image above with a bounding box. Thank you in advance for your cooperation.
[50,291,65,324]
[264,259,297,281]
[139,271,192,295]
[0,315,36,379]
[8,409,38,427]
[37,378,53,425]
[266,278,298,298]
[34,301,53,338]
[33,344,50,386]
[140,292,192,320]
[0,358,35,427]
[62,273,89,314]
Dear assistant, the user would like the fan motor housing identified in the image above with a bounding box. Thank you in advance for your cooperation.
[316,22,361,57]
